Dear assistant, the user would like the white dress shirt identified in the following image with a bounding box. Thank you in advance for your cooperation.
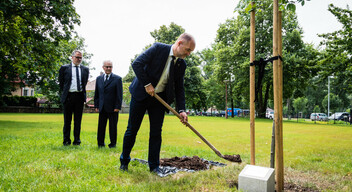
[69,63,82,92]
[155,46,178,93]
[104,73,111,81]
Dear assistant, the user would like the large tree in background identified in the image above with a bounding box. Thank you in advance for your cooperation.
[318,4,352,110]
[0,0,81,100]
[210,0,319,117]
[201,47,226,111]
[123,22,206,111]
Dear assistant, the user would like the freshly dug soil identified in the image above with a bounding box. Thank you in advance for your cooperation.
[160,156,210,171]
[223,154,242,163]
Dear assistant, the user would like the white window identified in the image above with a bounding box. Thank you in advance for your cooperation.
[23,88,28,96]
[22,88,34,96]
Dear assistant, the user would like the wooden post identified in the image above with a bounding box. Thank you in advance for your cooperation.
[250,1,256,165]
[273,1,284,191]
[278,10,284,191]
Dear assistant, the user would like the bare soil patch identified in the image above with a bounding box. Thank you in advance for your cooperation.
[160,156,210,170]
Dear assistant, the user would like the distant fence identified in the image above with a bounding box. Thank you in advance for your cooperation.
[0,106,129,114]
[0,106,62,113]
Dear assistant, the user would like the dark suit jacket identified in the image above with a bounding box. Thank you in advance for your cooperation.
[129,42,186,111]
[94,73,123,112]
[59,64,89,104]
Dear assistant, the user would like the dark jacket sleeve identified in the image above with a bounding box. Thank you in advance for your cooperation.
[94,76,100,108]
[58,65,65,92]
[174,60,187,112]
[115,75,123,110]
[131,43,158,86]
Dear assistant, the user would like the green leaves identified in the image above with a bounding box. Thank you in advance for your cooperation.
[150,22,185,45]
[286,3,296,12]
[0,0,82,99]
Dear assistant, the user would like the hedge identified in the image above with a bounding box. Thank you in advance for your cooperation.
[2,96,37,107]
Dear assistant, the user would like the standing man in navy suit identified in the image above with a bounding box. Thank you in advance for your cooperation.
[94,60,123,148]
[120,33,196,173]
[59,50,89,146]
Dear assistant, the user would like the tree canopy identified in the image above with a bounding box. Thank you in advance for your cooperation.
[204,0,319,117]
[0,0,83,101]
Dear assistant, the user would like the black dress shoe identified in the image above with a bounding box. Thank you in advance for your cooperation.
[120,164,128,171]
[150,167,162,175]
[63,141,71,146]
[73,140,81,145]
[108,144,116,148]
[98,145,105,148]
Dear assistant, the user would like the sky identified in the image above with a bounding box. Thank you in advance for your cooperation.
[73,0,351,80]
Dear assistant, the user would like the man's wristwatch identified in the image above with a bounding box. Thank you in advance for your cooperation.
[179,110,185,113]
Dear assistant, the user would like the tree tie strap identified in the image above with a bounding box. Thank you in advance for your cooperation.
[250,55,283,66]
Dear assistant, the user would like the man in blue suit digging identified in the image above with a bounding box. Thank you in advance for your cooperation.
[94,60,123,148]
[119,33,196,174]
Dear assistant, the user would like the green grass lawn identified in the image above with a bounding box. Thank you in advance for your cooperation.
[0,113,351,191]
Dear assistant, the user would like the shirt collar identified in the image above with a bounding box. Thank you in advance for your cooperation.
[170,45,178,61]
[72,63,80,67]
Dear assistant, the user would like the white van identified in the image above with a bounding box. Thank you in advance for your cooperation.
[266,111,274,119]
[310,113,328,121]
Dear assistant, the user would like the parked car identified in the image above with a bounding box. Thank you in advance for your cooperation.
[217,111,226,117]
[310,113,328,121]
[266,111,274,119]
[328,112,349,120]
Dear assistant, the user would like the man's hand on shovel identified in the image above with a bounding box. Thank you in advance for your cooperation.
[145,84,155,97]
[179,112,188,125]
[145,84,188,124]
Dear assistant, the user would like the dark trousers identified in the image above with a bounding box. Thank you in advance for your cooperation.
[63,92,84,145]
[120,93,166,171]
[97,109,119,146]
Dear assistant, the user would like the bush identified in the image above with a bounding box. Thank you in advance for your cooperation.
[2,96,37,107]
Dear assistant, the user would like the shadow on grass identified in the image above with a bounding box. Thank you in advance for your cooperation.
[0,120,61,130]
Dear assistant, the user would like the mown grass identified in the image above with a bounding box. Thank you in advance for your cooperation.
[0,113,351,191]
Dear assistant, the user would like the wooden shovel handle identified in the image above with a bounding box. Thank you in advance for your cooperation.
[154,94,224,158]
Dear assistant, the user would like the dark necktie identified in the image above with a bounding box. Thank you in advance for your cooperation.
[75,66,81,91]
[104,74,109,84]
[167,56,176,103]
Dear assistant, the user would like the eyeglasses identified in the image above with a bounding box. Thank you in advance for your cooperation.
[74,56,82,59]
[104,66,112,68]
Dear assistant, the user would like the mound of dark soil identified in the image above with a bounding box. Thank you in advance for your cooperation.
[160,156,210,171]
[223,154,242,163]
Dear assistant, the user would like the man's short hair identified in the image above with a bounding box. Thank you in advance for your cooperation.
[71,50,83,56]
[178,33,194,43]
[103,60,113,66]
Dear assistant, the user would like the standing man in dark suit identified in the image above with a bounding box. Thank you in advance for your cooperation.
[59,50,89,146]
[120,33,196,173]
[94,60,123,148]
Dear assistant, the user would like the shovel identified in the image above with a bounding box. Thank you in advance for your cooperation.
[154,94,241,163]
